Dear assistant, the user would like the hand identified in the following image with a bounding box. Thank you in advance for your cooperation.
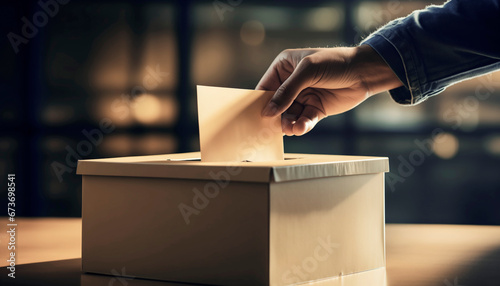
[257,45,402,136]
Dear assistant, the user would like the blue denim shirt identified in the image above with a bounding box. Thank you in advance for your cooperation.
[361,0,500,105]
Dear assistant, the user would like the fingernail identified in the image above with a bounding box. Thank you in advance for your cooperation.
[262,102,279,117]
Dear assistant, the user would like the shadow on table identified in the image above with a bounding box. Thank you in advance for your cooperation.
[459,245,500,286]
[0,259,387,286]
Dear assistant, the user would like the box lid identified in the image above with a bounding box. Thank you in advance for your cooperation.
[77,152,389,183]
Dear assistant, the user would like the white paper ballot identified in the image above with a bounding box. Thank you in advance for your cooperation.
[197,85,284,162]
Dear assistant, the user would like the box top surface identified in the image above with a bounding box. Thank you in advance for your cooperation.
[77,152,389,183]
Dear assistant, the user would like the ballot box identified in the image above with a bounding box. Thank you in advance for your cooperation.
[77,152,388,286]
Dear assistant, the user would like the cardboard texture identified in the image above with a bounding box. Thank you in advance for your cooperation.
[197,85,284,162]
[77,152,389,286]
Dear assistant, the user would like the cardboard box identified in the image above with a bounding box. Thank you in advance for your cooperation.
[77,152,389,286]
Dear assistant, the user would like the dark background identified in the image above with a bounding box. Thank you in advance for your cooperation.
[1,0,499,224]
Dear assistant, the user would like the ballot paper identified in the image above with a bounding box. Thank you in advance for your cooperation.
[197,85,284,162]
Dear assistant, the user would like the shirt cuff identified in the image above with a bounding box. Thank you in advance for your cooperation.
[361,34,415,105]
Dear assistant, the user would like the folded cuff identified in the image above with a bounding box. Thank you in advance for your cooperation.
[361,32,419,105]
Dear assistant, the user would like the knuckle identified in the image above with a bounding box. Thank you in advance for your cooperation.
[300,55,315,68]
[301,55,312,64]
[275,84,289,101]
[273,49,292,65]
[298,55,318,81]
[273,85,295,107]
[279,48,297,59]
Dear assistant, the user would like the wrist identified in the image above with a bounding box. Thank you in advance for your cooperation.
[352,45,403,96]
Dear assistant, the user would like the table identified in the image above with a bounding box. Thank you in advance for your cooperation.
[1,218,500,285]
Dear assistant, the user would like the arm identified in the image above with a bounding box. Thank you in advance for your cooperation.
[259,0,500,136]
[362,0,500,105]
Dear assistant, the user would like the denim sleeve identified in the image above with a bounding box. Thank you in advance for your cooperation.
[361,0,500,105]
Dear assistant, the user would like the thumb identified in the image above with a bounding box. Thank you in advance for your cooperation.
[261,58,312,117]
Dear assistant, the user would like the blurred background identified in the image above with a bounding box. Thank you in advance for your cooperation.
[1,0,499,224]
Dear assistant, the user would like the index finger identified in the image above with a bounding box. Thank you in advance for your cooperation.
[255,61,286,91]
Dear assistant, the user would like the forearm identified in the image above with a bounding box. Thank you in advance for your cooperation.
[361,0,500,105]
[352,45,403,97]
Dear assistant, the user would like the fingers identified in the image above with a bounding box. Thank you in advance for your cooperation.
[257,49,323,135]
[282,102,303,136]
[293,105,321,135]
[262,58,312,117]
[294,105,324,136]
[256,51,293,91]
[281,103,326,136]
[256,62,282,92]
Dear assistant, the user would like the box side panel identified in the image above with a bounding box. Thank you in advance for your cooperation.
[269,173,385,286]
[82,176,269,286]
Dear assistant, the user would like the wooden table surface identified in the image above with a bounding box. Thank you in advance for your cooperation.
[1,218,500,286]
